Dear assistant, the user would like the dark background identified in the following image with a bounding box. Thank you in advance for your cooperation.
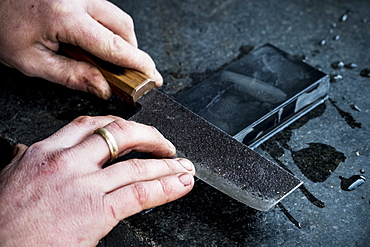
[1,0,369,246]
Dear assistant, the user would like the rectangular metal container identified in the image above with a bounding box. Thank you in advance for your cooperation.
[177,44,329,148]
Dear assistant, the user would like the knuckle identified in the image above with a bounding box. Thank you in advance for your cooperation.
[108,35,125,58]
[158,179,172,202]
[140,124,165,145]
[25,142,46,157]
[49,0,72,17]
[162,159,176,173]
[132,183,148,208]
[126,159,147,177]
[141,52,156,69]
[109,119,165,146]
[39,151,67,174]
[145,125,163,140]
[64,61,101,89]
[109,118,131,133]
[25,143,67,175]
[58,60,80,89]
[72,116,97,128]
[65,116,100,132]
[149,126,167,146]
[48,0,63,12]
[149,125,160,134]
[122,14,135,31]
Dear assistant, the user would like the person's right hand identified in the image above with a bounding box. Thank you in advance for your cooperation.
[0,0,162,99]
[0,116,195,246]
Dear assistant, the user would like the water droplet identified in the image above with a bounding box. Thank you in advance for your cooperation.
[345,63,358,69]
[350,104,361,112]
[330,74,343,82]
[331,22,337,28]
[331,61,345,69]
[339,10,350,22]
[360,68,370,77]
[319,39,326,46]
[339,175,366,191]
[333,35,340,41]
[140,207,156,215]
[361,18,368,23]
[360,169,365,174]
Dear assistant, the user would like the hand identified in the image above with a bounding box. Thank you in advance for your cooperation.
[0,0,163,99]
[0,116,195,246]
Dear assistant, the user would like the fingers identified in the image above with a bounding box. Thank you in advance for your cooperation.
[12,1,163,97]
[60,7,163,86]
[46,51,112,100]
[75,21,162,86]
[42,116,119,151]
[97,158,195,193]
[16,46,112,100]
[27,115,176,168]
[74,118,176,166]
[87,0,138,48]
[103,169,195,221]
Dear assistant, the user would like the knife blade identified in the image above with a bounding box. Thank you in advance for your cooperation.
[60,44,303,211]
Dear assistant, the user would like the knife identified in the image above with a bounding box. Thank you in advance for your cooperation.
[59,44,303,211]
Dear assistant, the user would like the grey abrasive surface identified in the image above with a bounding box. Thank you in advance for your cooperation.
[0,0,369,246]
[131,89,302,211]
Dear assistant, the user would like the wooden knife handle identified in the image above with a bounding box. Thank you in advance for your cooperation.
[59,43,155,105]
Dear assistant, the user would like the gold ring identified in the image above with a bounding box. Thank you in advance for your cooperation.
[93,128,119,162]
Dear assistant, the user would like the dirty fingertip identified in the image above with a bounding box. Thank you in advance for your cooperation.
[88,85,111,100]
[101,87,112,100]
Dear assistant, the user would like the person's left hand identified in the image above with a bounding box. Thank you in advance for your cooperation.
[0,0,162,99]
[0,116,195,246]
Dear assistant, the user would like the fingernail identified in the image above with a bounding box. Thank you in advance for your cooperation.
[178,158,194,171]
[178,173,193,186]
[154,69,163,87]
[98,87,112,100]
[87,85,111,100]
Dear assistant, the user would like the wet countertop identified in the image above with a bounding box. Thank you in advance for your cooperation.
[1,0,369,246]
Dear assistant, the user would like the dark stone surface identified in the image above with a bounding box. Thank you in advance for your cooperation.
[1,0,369,246]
